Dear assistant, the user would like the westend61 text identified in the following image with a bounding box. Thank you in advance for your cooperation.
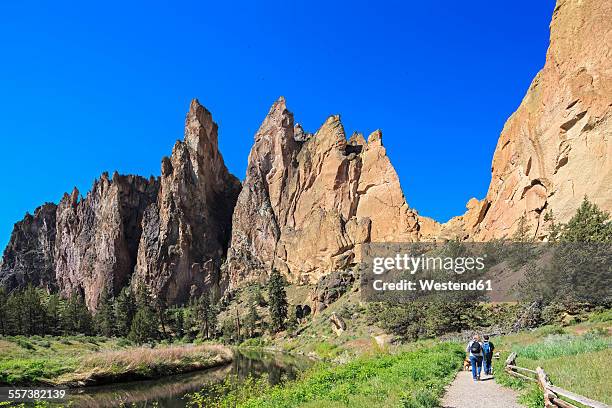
[372,279,493,292]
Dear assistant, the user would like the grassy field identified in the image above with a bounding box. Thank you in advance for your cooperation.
[186,342,465,408]
[0,335,232,386]
[493,320,611,407]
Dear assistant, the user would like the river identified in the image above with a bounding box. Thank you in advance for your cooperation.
[66,349,313,407]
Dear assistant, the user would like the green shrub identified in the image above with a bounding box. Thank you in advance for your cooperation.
[589,309,612,323]
[15,339,35,350]
[518,385,545,408]
[117,338,132,347]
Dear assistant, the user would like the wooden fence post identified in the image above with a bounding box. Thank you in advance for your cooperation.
[537,367,557,408]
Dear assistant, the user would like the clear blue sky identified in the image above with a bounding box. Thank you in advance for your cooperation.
[0,0,555,250]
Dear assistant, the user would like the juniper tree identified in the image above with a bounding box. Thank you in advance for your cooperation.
[267,269,288,333]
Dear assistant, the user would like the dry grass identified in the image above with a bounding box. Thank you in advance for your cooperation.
[81,343,230,370]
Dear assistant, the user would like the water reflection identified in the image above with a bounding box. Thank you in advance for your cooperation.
[68,349,312,408]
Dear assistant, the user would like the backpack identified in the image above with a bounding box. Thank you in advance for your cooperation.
[470,341,481,354]
[482,341,492,356]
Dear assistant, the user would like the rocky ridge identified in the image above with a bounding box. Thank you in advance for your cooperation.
[225,97,423,287]
[1,0,610,308]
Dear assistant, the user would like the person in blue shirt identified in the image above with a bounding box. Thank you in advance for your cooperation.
[482,334,495,375]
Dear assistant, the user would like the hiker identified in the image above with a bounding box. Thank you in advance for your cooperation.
[482,334,495,375]
[466,334,483,382]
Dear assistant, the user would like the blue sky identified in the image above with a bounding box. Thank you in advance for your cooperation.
[0,0,555,250]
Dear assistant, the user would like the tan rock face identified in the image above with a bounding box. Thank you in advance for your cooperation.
[439,0,612,240]
[132,99,241,304]
[226,98,421,287]
[54,173,158,309]
[0,203,57,291]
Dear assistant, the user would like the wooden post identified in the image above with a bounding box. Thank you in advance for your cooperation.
[505,352,517,376]
[537,367,556,408]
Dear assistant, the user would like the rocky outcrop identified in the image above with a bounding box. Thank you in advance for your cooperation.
[309,270,356,314]
[0,203,57,291]
[226,97,422,287]
[132,99,241,304]
[441,0,612,240]
[54,173,158,309]
[1,0,610,302]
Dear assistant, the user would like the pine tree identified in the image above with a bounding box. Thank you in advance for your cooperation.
[95,287,115,337]
[6,291,25,335]
[244,301,260,338]
[173,308,185,338]
[267,269,288,333]
[560,197,612,242]
[543,210,563,242]
[46,294,62,336]
[127,285,159,343]
[62,290,94,335]
[114,287,136,337]
[0,288,8,335]
[128,308,159,344]
[512,213,532,242]
[195,292,211,339]
[286,305,298,336]
[22,285,46,335]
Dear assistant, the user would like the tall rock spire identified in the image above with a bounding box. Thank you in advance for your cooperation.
[132,99,241,304]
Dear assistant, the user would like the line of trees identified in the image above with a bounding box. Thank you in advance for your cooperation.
[0,269,294,345]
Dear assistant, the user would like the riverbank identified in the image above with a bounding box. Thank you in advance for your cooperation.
[186,342,465,407]
[0,336,233,386]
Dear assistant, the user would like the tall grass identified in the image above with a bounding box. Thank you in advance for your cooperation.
[81,344,230,370]
[512,334,609,360]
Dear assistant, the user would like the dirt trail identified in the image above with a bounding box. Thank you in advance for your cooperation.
[441,371,523,408]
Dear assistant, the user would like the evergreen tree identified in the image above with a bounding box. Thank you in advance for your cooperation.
[512,213,532,242]
[95,287,115,337]
[63,291,94,335]
[128,285,159,343]
[543,210,563,242]
[128,308,159,344]
[114,287,136,337]
[0,288,8,335]
[286,305,298,336]
[267,269,288,333]
[154,295,169,338]
[22,285,46,335]
[6,291,24,335]
[560,197,612,242]
[195,292,211,339]
[173,308,185,338]
[46,294,62,336]
[252,285,266,307]
[244,301,260,338]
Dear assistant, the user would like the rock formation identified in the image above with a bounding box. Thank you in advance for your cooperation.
[54,173,158,309]
[1,0,610,304]
[132,99,241,304]
[436,0,612,240]
[226,97,422,287]
[0,203,57,291]
[0,99,240,309]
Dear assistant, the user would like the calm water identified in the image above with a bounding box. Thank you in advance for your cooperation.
[67,349,313,408]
